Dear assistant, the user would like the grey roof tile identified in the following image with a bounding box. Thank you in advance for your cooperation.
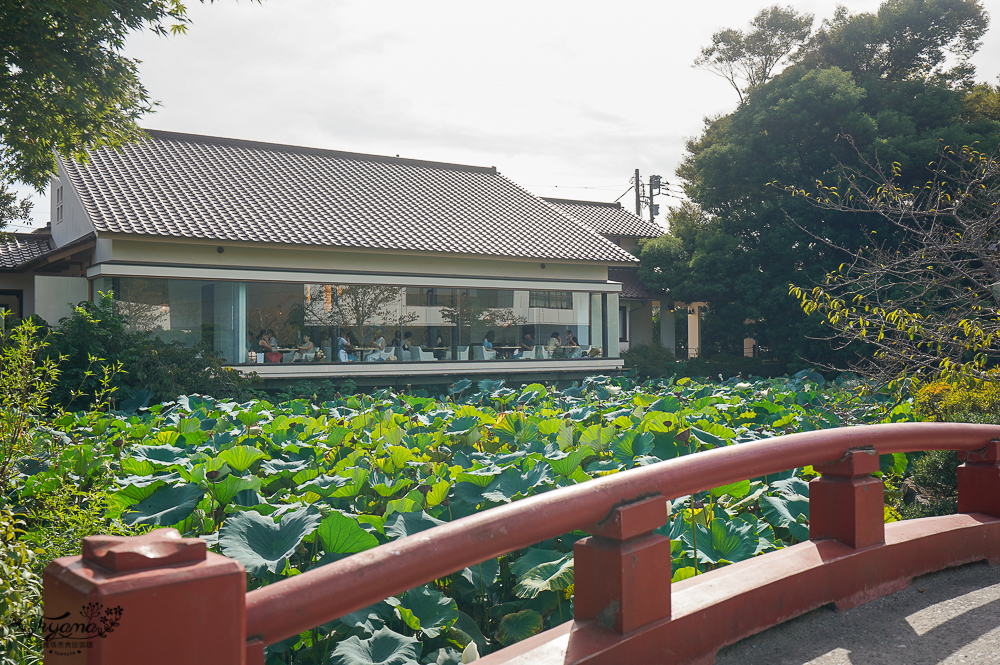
[59,131,636,264]
[0,233,55,269]
[543,197,664,238]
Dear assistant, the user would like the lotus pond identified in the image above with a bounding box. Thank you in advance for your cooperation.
[15,371,916,664]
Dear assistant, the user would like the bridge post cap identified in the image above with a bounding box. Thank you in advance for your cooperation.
[958,439,1000,464]
[82,528,207,572]
[815,449,879,478]
[588,495,668,541]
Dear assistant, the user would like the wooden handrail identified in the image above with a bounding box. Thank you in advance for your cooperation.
[244,422,1000,646]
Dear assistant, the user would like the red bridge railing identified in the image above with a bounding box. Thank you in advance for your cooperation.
[43,422,1000,665]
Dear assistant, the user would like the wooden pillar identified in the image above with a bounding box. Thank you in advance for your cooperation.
[809,449,885,549]
[687,304,701,359]
[958,439,1000,517]
[573,496,672,634]
[43,528,245,664]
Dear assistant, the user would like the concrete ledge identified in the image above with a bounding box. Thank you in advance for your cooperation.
[234,359,624,385]
[478,514,1000,665]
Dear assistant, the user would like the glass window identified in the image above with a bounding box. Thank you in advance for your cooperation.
[529,291,573,309]
[619,305,628,342]
[107,277,241,363]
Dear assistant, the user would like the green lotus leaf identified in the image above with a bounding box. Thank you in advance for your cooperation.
[300,474,348,497]
[217,445,268,472]
[510,548,567,577]
[219,505,322,576]
[696,517,757,564]
[318,512,379,555]
[211,474,263,506]
[460,558,500,591]
[396,585,458,638]
[260,459,310,476]
[445,417,479,436]
[133,444,188,468]
[514,555,574,599]
[760,493,810,541]
[383,511,445,540]
[330,626,420,665]
[122,483,205,527]
[495,609,543,646]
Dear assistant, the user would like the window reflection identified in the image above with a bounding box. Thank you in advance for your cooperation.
[101,277,602,364]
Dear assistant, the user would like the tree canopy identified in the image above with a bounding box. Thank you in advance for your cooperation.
[642,0,1000,372]
[694,5,813,104]
[0,1,216,234]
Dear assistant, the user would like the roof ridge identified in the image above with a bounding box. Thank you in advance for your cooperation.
[142,129,498,175]
[541,197,623,209]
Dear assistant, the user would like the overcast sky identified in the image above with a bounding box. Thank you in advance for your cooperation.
[10,0,1000,231]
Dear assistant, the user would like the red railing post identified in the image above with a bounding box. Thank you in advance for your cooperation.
[809,449,884,549]
[43,528,246,665]
[958,439,1000,517]
[573,495,672,634]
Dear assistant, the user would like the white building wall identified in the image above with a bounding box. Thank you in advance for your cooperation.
[34,275,88,325]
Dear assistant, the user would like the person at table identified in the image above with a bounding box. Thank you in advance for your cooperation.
[546,331,565,358]
[293,335,316,362]
[390,332,401,349]
[337,335,357,362]
[371,329,386,352]
[257,330,272,354]
[564,330,579,347]
[264,329,284,363]
[432,331,446,360]
[401,331,413,351]
[482,330,497,358]
[515,332,535,359]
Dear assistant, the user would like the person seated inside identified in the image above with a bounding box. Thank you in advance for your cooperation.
[433,331,446,360]
[390,332,401,349]
[515,332,535,358]
[564,330,579,347]
[546,331,566,358]
[337,335,357,362]
[293,335,316,362]
[482,330,496,358]
[371,329,386,352]
[401,331,413,351]
[257,330,271,355]
[264,328,283,363]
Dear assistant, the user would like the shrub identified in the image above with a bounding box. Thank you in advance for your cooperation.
[913,374,1000,424]
[622,343,676,379]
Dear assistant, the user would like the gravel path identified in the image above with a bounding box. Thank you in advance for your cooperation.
[714,561,1000,665]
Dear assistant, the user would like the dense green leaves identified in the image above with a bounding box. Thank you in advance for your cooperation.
[495,610,544,646]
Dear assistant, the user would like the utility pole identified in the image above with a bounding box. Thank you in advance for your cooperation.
[634,168,641,217]
[648,175,661,223]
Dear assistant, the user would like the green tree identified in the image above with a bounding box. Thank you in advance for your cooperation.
[694,5,814,104]
[795,0,988,86]
[643,0,999,369]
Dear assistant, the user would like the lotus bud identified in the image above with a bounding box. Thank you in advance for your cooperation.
[112,437,124,448]
[206,470,220,480]
[461,641,479,663]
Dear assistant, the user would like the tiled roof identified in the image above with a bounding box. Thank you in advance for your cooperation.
[58,130,636,264]
[609,267,658,300]
[543,198,663,238]
[0,233,54,269]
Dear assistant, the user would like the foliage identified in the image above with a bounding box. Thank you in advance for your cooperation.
[898,450,959,519]
[0,509,42,665]
[642,0,1000,372]
[0,317,60,497]
[0,0,199,191]
[622,343,676,380]
[913,374,1000,424]
[693,5,813,104]
[2,369,917,662]
[37,292,259,408]
[0,188,31,236]
[789,142,1000,382]
[794,0,988,86]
